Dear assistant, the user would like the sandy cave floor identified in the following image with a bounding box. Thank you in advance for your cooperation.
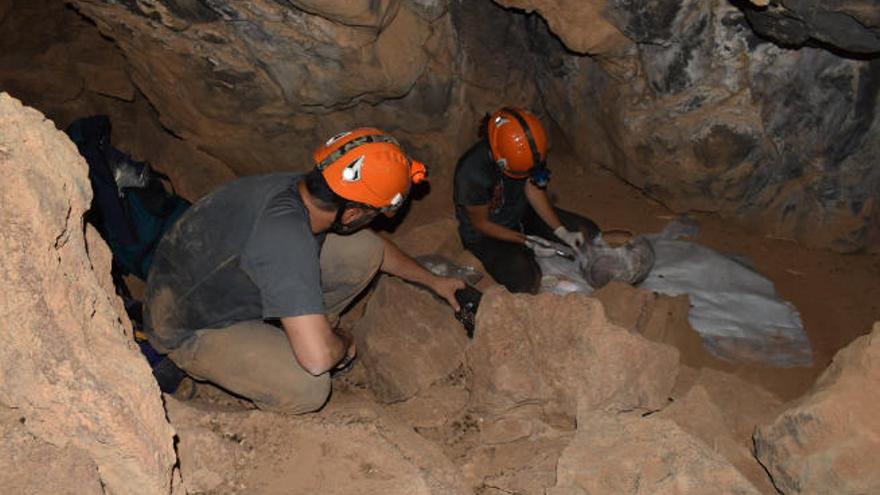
[156,150,879,494]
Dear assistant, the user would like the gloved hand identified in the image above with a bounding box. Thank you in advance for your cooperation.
[524,235,557,258]
[554,226,585,249]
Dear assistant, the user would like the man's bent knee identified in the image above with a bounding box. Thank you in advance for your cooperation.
[255,373,331,415]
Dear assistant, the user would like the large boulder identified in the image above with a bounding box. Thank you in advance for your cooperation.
[550,411,761,494]
[0,93,177,493]
[754,322,880,494]
[467,289,679,421]
[353,276,470,403]
[657,382,780,493]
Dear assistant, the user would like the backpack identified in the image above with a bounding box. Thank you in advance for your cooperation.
[66,115,190,394]
[65,115,190,280]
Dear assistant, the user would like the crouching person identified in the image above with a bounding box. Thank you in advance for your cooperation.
[143,129,463,413]
[454,107,600,294]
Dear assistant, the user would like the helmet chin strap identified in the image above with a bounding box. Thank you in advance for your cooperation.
[329,205,377,235]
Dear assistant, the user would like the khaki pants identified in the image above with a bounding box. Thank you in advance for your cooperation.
[168,230,384,414]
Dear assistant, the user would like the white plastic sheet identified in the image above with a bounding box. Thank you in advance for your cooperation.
[537,219,813,368]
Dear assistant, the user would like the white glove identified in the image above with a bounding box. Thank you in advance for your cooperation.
[524,235,557,258]
[554,226,584,249]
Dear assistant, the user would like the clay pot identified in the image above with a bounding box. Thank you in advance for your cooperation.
[580,230,655,289]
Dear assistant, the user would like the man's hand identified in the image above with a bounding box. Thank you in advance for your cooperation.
[431,276,466,312]
[331,329,357,376]
[554,226,584,249]
[334,328,356,361]
[378,236,465,311]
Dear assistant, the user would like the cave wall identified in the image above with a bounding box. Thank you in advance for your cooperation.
[0,92,178,495]
[0,0,236,200]
[63,0,471,176]
[520,0,880,252]
[2,0,876,251]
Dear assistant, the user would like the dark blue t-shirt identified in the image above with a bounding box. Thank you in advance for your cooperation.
[144,173,325,352]
[453,140,529,245]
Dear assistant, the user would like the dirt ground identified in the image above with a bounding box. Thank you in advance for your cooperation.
[545,156,880,400]
[157,152,880,494]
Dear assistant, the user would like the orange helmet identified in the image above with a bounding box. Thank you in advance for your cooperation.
[487,107,548,178]
[313,128,428,215]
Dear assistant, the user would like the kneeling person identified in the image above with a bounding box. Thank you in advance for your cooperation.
[144,129,463,413]
[454,107,599,294]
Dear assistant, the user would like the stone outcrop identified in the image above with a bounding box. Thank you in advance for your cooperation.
[658,383,780,493]
[467,288,679,421]
[353,276,469,403]
[0,93,177,493]
[754,322,880,494]
[742,0,880,54]
[551,411,761,494]
[493,0,628,55]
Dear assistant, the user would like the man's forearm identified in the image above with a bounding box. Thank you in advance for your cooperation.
[281,314,349,375]
[379,236,439,287]
[525,182,562,231]
[378,236,465,311]
[474,220,527,244]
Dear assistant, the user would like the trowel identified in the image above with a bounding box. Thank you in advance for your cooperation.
[454,285,482,339]
[525,235,577,261]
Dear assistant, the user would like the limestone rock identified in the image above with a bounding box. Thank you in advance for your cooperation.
[0,0,237,202]
[66,0,459,174]
[462,427,573,494]
[754,322,880,494]
[741,0,880,54]
[0,406,103,495]
[76,62,135,101]
[658,384,779,493]
[493,0,629,54]
[467,289,679,422]
[532,0,880,252]
[354,276,470,403]
[551,411,760,494]
[591,281,657,333]
[0,93,176,493]
[165,398,248,493]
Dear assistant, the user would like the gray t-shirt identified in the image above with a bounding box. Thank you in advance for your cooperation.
[144,172,325,352]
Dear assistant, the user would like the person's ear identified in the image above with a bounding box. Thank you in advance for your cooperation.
[340,206,363,224]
